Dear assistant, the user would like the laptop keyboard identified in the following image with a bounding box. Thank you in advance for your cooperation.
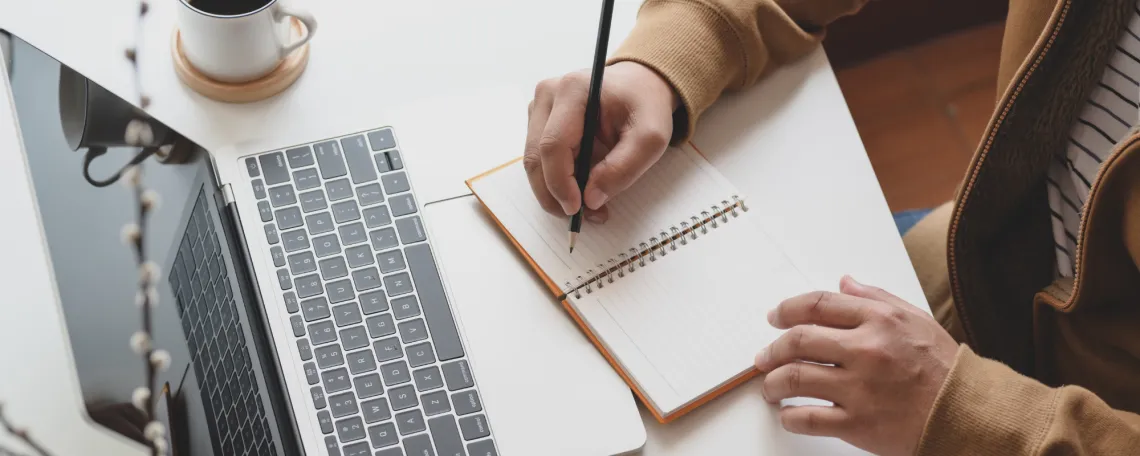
[171,189,274,455]
[244,127,499,456]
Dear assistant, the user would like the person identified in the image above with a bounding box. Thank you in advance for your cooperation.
[524,0,1140,454]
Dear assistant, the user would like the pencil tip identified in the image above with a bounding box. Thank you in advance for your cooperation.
[569,232,578,254]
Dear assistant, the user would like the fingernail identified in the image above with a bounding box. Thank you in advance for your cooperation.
[586,212,607,224]
[755,348,769,371]
[585,188,608,210]
[767,309,777,326]
[560,201,575,216]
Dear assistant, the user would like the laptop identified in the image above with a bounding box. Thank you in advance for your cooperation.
[4,33,646,455]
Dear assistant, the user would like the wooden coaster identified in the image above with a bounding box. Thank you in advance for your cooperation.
[172,18,310,103]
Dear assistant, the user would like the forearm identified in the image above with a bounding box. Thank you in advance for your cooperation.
[609,0,870,143]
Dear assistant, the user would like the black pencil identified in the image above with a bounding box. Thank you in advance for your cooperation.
[570,0,616,254]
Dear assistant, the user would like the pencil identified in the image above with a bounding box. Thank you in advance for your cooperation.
[570,0,616,254]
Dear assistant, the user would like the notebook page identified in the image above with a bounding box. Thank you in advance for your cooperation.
[469,144,740,293]
[567,211,812,415]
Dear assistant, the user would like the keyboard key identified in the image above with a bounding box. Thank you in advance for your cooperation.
[291,316,306,337]
[340,326,370,350]
[313,234,342,258]
[343,441,371,456]
[396,409,425,436]
[377,250,407,274]
[268,184,297,207]
[347,349,377,374]
[299,190,328,213]
[407,244,465,360]
[245,157,261,177]
[442,361,473,391]
[270,247,287,268]
[368,128,397,151]
[323,368,352,393]
[384,272,413,297]
[251,179,266,199]
[276,207,303,230]
[292,168,320,191]
[389,194,417,217]
[257,152,289,185]
[326,178,353,201]
[326,279,356,303]
[352,267,383,291]
[368,422,399,448]
[339,223,369,246]
[403,433,432,456]
[381,360,411,386]
[458,414,489,441]
[311,386,327,409]
[315,140,348,179]
[329,391,359,418]
[306,212,335,235]
[398,319,428,343]
[389,385,418,411]
[345,245,374,269]
[283,291,300,313]
[320,256,349,280]
[281,229,310,252]
[392,296,420,320]
[357,183,385,206]
[308,321,338,345]
[335,416,366,443]
[406,342,436,367]
[374,336,403,362]
[413,366,444,391]
[333,302,364,327]
[343,135,379,184]
[257,201,273,222]
[374,151,392,173]
[295,274,322,299]
[286,146,315,168]
[395,216,427,245]
[361,397,391,423]
[297,338,313,361]
[468,439,498,456]
[332,200,361,223]
[367,315,397,339]
[387,150,404,170]
[381,172,410,194]
[355,373,385,399]
[315,344,345,368]
[452,390,482,416]
[264,224,280,244]
[288,252,317,275]
[421,391,451,416]
[428,415,464,456]
[276,269,292,290]
[359,290,389,314]
[363,205,392,228]
[318,411,335,434]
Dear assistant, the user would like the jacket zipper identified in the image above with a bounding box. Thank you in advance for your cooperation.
[946,0,1071,345]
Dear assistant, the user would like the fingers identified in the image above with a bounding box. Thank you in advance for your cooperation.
[539,73,591,215]
[524,82,563,215]
[761,362,847,403]
[769,291,869,330]
[755,325,849,373]
[839,275,926,316]
[778,405,851,437]
[582,125,669,210]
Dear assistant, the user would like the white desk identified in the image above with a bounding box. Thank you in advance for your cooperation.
[0,0,920,454]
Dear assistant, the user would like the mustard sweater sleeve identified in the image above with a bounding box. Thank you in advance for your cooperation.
[609,0,870,143]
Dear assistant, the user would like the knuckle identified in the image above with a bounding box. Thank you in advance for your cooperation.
[560,71,590,90]
[787,327,806,354]
[535,78,557,97]
[522,151,543,174]
[785,364,802,394]
[807,291,831,320]
[536,133,563,158]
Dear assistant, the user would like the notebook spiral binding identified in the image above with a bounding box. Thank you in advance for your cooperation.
[562,195,748,299]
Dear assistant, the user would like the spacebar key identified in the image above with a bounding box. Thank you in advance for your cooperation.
[405,243,464,360]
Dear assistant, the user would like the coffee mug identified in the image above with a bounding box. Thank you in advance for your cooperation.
[177,0,317,83]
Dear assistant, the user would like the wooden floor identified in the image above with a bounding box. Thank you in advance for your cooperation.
[835,22,1006,212]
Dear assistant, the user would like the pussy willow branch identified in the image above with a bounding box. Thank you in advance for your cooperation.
[0,403,50,456]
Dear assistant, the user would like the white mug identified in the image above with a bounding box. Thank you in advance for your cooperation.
[176,0,317,83]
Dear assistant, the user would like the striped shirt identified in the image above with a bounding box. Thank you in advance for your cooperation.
[1050,4,1140,278]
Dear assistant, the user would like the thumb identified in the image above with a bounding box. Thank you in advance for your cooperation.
[583,128,669,210]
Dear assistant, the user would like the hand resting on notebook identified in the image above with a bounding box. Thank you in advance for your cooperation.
[754,275,959,456]
[524,61,678,224]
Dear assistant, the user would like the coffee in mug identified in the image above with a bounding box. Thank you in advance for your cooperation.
[177,0,317,83]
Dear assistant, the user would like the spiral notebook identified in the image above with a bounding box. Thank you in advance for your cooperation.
[466,144,812,423]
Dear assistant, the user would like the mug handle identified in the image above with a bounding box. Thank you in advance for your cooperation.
[275,6,318,58]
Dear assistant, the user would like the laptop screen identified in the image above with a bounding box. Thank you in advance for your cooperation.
[7,35,297,455]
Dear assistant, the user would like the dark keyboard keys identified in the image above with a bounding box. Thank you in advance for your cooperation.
[335,416,366,443]
[306,212,335,235]
[381,360,411,386]
[311,386,327,409]
[315,140,348,179]
[328,391,359,418]
[308,321,338,345]
[374,152,392,173]
[381,172,410,194]
[276,207,303,230]
[413,366,444,391]
[346,245,374,268]
[347,349,377,374]
[268,184,297,207]
[297,338,313,361]
[384,272,413,297]
[368,128,397,151]
[299,190,328,213]
[270,247,287,267]
[333,302,364,327]
[293,168,320,191]
[342,135,379,184]
[367,315,397,339]
[343,442,371,456]
[374,337,403,362]
[320,256,349,280]
[245,157,261,177]
[290,316,306,337]
[340,326,369,350]
[392,296,420,320]
[421,391,451,416]
[332,200,361,223]
[389,194,417,217]
[468,439,498,456]
[355,374,385,399]
[395,216,427,245]
[286,146,315,168]
[452,390,482,416]
[370,227,399,251]
[402,433,432,456]
[283,291,300,313]
[295,274,322,299]
[442,361,473,391]
[318,412,335,434]
[252,179,266,199]
[357,183,385,206]
[362,397,391,424]
[406,342,435,367]
[304,363,320,385]
[323,368,352,393]
[398,319,427,343]
[360,290,389,314]
[339,223,369,246]
[264,224,280,245]
[257,152,289,185]
[326,179,353,201]
[352,267,383,291]
[428,415,464,456]
[276,269,292,290]
[395,409,425,435]
[282,229,310,253]
[459,414,489,441]
[326,279,355,303]
[363,205,392,228]
[377,250,407,274]
[257,201,273,222]
[389,385,418,411]
[407,244,465,360]
[288,252,317,275]
[313,234,342,258]
[387,150,404,170]
[315,344,344,368]
[369,422,399,448]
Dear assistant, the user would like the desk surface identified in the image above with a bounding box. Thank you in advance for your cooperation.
[0,1,916,454]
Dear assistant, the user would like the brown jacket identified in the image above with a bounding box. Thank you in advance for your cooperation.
[611,0,1140,454]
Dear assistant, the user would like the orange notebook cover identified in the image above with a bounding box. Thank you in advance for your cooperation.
[465,143,811,423]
